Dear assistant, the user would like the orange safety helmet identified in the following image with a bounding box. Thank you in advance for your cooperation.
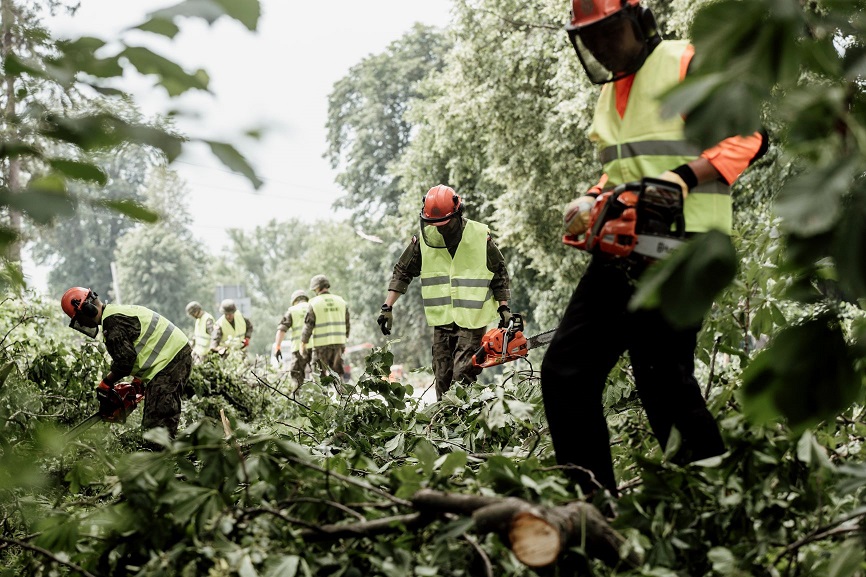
[566,0,660,85]
[61,287,97,319]
[420,184,463,227]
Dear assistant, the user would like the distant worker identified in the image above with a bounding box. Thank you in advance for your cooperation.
[61,287,191,436]
[211,299,253,353]
[185,301,214,363]
[300,275,350,384]
[378,185,511,400]
[274,289,312,388]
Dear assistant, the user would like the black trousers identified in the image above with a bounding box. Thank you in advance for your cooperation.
[541,258,725,495]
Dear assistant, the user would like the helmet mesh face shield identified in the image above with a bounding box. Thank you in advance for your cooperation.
[568,9,649,84]
[420,222,453,249]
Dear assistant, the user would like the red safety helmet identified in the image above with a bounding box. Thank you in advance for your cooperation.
[420,185,463,227]
[61,287,96,319]
[566,0,660,85]
[62,287,101,338]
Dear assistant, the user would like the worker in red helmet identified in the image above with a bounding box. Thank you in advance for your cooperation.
[541,0,769,506]
[61,287,192,437]
[378,185,511,400]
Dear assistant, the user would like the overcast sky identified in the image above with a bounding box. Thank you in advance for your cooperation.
[37,0,453,257]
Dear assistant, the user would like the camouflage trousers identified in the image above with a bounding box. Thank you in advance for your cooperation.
[312,344,344,379]
[142,345,192,437]
[289,349,312,388]
[432,324,486,400]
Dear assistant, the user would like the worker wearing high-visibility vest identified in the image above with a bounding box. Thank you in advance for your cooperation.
[300,275,350,387]
[61,286,192,437]
[541,0,769,505]
[274,289,312,388]
[211,299,253,354]
[378,185,512,400]
[185,301,214,363]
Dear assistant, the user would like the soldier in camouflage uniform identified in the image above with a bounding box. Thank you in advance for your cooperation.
[210,299,254,354]
[274,289,312,388]
[61,287,192,437]
[378,185,511,400]
[300,275,350,384]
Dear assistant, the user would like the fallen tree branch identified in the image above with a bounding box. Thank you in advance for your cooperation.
[0,536,98,577]
[300,512,426,541]
[299,488,642,570]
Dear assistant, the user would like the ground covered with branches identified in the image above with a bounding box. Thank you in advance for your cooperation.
[1,294,865,577]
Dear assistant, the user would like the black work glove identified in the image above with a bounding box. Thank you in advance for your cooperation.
[497,305,513,328]
[377,304,393,335]
[96,381,122,419]
[275,348,283,362]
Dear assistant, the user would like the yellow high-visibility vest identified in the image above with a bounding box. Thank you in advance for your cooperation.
[217,312,247,348]
[309,294,347,348]
[287,301,309,352]
[418,219,498,329]
[192,311,214,357]
[589,40,732,233]
[101,304,188,381]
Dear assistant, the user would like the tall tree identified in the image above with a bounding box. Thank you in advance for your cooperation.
[29,142,161,297]
[325,23,451,227]
[113,165,208,322]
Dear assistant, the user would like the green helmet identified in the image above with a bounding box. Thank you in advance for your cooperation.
[290,289,308,305]
[185,301,202,315]
[309,274,330,292]
[220,299,237,314]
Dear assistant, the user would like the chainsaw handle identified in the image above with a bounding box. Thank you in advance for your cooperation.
[471,344,489,368]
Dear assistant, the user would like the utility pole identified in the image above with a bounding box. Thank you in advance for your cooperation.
[110,261,122,304]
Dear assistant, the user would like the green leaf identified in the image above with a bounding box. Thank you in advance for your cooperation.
[437,451,467,478]
[161,484,222,526]
[266,555,300,577]
[48,159,107,184]
[5,175,76,223]
[412,438,437,475]
[826,540,865,577]
[775,159,860,237]
[148,0,260,30]
[212,0,261,30]
[630,230,737,328]
[0,361,14,388]
[120,46,210,96]
[742,317,862,433]
[94,198,159,223]
[205,140,263,189]
[34,514,79,552]
[134,17,181,38]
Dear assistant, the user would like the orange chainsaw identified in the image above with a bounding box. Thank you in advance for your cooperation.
[563,177,686,260]
[472,313,557,369]
[65,378,145,441]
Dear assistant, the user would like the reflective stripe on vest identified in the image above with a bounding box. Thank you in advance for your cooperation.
[589,39,732,234]
[102,304,188,381]
[309,294,347,348]
[217,312,247,348]
[418,219,498,329]
[193,311,214,357]
[288,302,309,352]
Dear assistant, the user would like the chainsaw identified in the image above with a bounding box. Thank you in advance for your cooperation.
[472,313,558,369]
[563,177,686,260]
[65,378,145,441]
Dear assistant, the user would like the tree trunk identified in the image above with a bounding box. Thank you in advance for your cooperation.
[1,0,22,263]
